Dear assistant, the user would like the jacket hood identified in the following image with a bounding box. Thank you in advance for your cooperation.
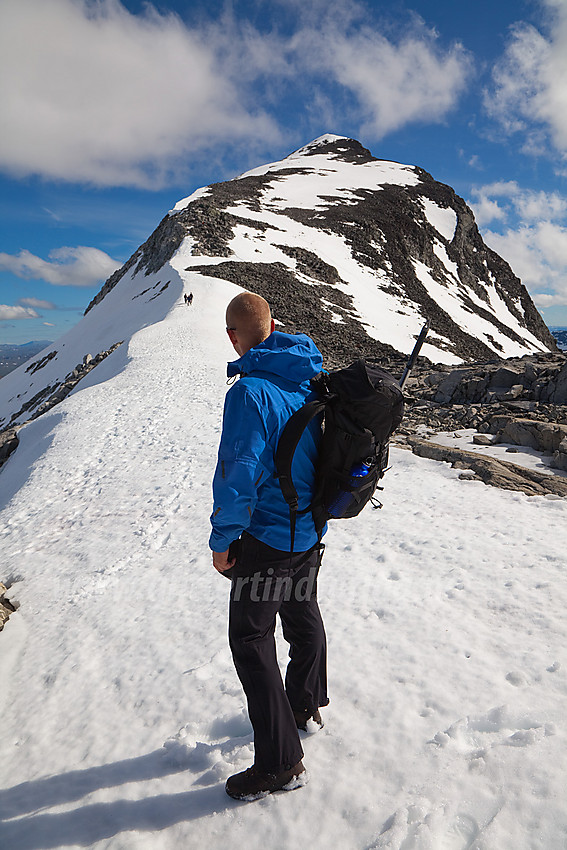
[227,331,323,385]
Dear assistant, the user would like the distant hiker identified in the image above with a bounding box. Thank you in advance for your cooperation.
[188,292,193,305]
[210,292,328,801]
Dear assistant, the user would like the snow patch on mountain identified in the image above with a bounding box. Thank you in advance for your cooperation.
[421,197,458,241]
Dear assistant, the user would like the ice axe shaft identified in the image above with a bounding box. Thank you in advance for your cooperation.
[399,321,429,389]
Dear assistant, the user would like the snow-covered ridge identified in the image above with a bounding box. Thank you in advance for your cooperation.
[1,270,566,849]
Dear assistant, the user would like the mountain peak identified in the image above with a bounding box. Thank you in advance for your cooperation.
[288,134,378,164]
[89,134,555,370]
[1,136,557,432]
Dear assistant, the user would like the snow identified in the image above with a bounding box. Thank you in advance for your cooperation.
[170,185,211,213]
[179,203,440,363]
[420,198,457,242]
[0,263,184,428]
[171,138,551,366]
[413,260,545,359]
[1,272,567,850]
[234,136,421,208]
[432,240,459,282]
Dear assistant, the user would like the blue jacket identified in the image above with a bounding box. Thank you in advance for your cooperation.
[209,331,325,553]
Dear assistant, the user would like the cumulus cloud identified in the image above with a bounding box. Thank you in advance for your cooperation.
[0,0,278,187]
[303,22,471,138]
[470,182,567,225]
[0,0,472,187]
[484,222,567,307]
[470,180,567,307]
[220,1,473,139]
[0,305,39,321]
[484,2,567,158]
[0,247,121,287]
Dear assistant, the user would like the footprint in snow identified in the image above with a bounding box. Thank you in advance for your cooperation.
[161,712,254,785]
[370,804,482,850]
[429,705,555,759]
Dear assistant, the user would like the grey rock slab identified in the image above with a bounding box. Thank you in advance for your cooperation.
[407,436,567,497]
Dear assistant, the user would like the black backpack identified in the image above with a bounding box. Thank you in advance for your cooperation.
[275,359,405,551]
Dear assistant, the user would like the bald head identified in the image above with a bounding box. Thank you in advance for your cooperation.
[226,292,274,356]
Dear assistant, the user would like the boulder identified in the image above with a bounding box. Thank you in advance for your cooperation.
[501,384,525,400]
[500,420,541,450]
[434,369,471,404]
[424,371,449,388]
[541,363,567,404]
[463,376,489,401]
[539,423,567,453]
[0,582,16,631]
[550,452,567,472]
[0,428,19,464]
[497,420,567,453]
[489,366,525,389]
[472,434,498,445]
[550,436,567,471]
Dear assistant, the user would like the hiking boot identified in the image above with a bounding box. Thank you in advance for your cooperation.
[293,709,324,733]
[225,761,306,801]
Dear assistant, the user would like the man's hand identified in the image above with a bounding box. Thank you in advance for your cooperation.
[212,549,236,573]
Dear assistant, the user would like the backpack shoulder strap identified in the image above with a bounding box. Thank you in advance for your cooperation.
[275,397,327,553]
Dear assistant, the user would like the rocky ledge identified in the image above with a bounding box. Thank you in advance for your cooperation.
[395,351,567,496]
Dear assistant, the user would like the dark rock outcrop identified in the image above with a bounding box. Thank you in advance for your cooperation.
[0,582,16,631]
[395,351,567,496]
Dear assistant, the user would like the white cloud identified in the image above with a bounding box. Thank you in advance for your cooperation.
[469,194,507,227]
[0,247,121,287]
[0,0,473,188]
[0,0,278,188]
[18,297,57,310]
[469,182,567,225]
[230,3,473,139]
[470,179,567,307]
[484,222,567,307]
[484,3,567,158]
[317,26,471,138]
[0,305,39,321]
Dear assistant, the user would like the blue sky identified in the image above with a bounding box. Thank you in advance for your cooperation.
[1,0,567,345]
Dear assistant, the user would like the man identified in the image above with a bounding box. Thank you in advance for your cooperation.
[210,292,328,801]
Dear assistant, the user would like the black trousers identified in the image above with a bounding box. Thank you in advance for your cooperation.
[228,532,329,773]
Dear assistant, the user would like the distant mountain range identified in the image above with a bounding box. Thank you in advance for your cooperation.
[0,341,53,379]
[551,328,567,350]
